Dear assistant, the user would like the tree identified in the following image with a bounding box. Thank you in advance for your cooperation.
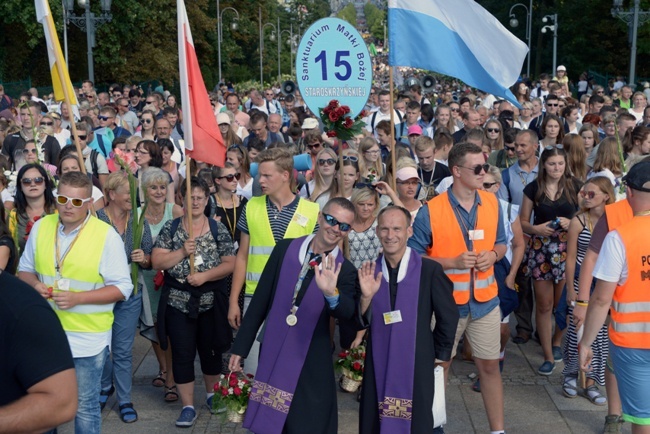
[337,3,357,27]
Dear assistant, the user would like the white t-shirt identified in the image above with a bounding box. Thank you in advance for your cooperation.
[593,230,628,285]
[435,176,454,195]
[54,129,71,149]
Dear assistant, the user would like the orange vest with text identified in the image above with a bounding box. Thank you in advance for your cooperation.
[609,215,650,349]
[426,190,499,305]
[604,200,633,231]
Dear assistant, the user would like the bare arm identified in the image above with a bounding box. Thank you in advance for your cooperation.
[579,280,616,349]
[98,173,108,188]
[17,272,49,298]
[0,246,10,271]
[186,256,235,287]
[519,195,554,237]
[172,204,184,218]
[0,368,77,434]
[564,216,582,301]
[506,216,526,288]
[166,182,175,204]
[228,232,249,328]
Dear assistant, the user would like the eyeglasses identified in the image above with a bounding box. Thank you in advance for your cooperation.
[396,179,420,186]
[364,149,380,155]
[323,213,352,232]
[306,143,321,150]
[487,128,500,133]
[459,163,490,175]
[217,173,241,182]
[40,121,54,126]
[547,103,559,107]
[21,148,37,155]
[142,119,152,124]
[56,194,92,207]
[21,176,45,185]
[318,158,336,166]
[120,104,129,108]
[483,181,498,189]
[504,145,515,152]
[450,108,459,112]
[98,115,113,121]
[544,144,564,151]
[580,190,600,199]
[342,155,358,162]
[146,100,155,104]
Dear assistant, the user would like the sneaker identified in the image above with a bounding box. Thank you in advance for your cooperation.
[552,346,563,363]
[206,395,226,415]
[537,361,555,376]
[603,414,623,433]
[175,407,197,427]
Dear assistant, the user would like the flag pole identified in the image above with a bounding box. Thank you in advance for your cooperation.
[186,156,194,274]
[389,66,397,191]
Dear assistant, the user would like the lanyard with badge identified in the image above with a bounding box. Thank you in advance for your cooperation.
[453,206,484,280]
[286,248,321,326]
[54,219,88,290]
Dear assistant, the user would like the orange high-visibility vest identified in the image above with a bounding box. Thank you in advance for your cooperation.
[426,190,499,305]
[605,200,633,231]
[609,215,650,349]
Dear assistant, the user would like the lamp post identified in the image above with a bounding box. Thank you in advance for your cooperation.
[64,0,112,84]
[217,0,239,86]
[259,8,276,86]
[541,14,558,74]
[509,1,532,78]
[278,20,292,82]
[611,0,650,88]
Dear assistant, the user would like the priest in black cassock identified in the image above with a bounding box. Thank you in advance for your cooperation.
[228,197,359,434]
[357,206,459,434]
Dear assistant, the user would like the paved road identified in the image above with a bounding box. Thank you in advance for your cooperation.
[58,325,629,434]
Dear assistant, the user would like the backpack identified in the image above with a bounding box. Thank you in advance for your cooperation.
[89,149,100,179]
[370,110,404,137]
[501,167,512,203]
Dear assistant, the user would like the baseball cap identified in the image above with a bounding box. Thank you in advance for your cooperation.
[557,65,566,72]
[396,167,419,182]
[216,112,230,125]
[407,125,423,136]
[302,118,319,129]
[622,161,650,193]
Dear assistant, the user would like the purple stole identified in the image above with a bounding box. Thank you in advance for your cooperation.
[244,236,343,434]
[371,248,421,434]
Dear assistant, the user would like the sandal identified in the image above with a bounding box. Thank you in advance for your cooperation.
[99,385,115,410]
[562,377,578,398]
[119,403,138,423]
[152,370,166,388]
[584,385,607,406]
[164,385,179,402]
[472,378,481,393]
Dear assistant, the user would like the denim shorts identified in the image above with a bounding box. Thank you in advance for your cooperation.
[610,342,650,425]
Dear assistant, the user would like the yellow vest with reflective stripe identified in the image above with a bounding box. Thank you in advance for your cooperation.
[609,215,650,349]
[245,196,319,295]
[34,214,114,333]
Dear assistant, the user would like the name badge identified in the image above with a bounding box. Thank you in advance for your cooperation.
[194,255,204,267]
[233,241,239,251]
[293,213,309,228]
[383,310,402,325]
[468,229,484,241]
[56,278,70,291]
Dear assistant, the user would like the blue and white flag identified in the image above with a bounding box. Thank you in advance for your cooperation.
[388,0,528,105]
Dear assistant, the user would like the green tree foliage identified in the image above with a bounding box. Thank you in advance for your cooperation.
[364,3,385,41]
[337,3,357,27]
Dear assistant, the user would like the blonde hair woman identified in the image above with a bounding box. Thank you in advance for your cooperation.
[300,147,338,209]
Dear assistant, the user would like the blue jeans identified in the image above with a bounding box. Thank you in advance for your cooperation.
[74,346,109,434]
[101,291,142,405]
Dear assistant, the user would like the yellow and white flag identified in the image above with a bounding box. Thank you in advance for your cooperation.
[35,0,77,104]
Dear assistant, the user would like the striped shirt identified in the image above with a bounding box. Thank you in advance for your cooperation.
[237,195,318,241]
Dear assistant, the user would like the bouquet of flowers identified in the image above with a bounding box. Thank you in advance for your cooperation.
[335,344,366,392]
[318,100,367,142]
[113,148,145,294]
[213,372,254,423]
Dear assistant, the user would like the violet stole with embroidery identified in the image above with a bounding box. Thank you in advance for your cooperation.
[370,249,421,433]
[244,237,343,433]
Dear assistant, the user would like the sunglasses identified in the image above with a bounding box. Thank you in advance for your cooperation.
[146,100,155,104]
[397,179,420,186]
[504,145,515,152]
[547,103,559,107]
[318,158,336,166]
[483,181,498,189]
[56,194,92,207]
[98,115,113,121]
[343,155,358,162]
[307,143,322,150]
[459,163,490,175]
[450,108,459,112]
[77,135,87,140]
[544,144,564,151]
[142,119,153,124]
[218,173,241,182]
[120,104,129,108]
[323,213,351,232]
[579,190,600,199]
[487,128,500,133]
[21,176,45,185]
[355,182,377,190]
[21,148,37,155]
[40,121,54,126]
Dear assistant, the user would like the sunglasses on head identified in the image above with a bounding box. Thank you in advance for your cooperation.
[343,155,358,162]
[21,148,37,155]
[483,181,498,189]
[56,194,92,208]
[323,213,351,232]
[21,176,44,185]
[487,128,500,133]
[459,163,490,175]
[218,173,241,182]
[544,144,564,151]
[318,158,336,166]
[40,121,54,126]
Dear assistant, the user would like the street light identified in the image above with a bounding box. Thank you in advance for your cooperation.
[278,19,293,82]
[64,0,112,84]
[611,0,650,89]
[259,8,276,86]
[541,14,558,74]
[217,0,239,85]
[509,1,532,78]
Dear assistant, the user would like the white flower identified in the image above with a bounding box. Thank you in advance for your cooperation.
[228,387,234,395]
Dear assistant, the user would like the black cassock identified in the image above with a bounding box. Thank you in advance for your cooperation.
[231,238,359,434]
[359,258,459,434]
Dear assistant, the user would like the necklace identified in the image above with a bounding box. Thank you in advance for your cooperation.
[215,193,237,238]
[106,208,129,240]
[634,210,650,217]
[146,204,165,224]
